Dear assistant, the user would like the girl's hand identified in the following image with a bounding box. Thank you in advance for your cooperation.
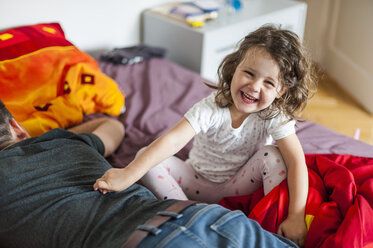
[93,167,137,194]
[93,118,196,195]
[277,214,307,247]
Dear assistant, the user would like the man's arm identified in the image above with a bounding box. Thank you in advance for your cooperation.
[68,117,125,157]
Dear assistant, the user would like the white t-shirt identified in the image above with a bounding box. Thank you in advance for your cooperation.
[184,92,295,183]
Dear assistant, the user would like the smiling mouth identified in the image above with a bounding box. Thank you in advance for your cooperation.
[240,91,258,104]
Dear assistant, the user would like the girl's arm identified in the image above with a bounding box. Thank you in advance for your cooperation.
[276,133,308,247]
[93,117,196,193]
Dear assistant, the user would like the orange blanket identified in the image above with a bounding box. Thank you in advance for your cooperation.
[0,23,125,136]
[220,154,373,248]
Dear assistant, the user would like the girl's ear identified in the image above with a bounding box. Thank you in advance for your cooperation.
[9,118,30,141]
[276,86,287,99]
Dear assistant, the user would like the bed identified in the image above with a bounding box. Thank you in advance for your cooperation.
[1,23,373,248]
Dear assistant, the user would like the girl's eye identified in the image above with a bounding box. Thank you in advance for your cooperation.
[265,81,275,87]
[244,71,253,77]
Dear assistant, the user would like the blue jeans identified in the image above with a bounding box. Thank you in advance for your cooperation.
[138,204,298,248]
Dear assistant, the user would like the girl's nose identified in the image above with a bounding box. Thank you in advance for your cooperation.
[249,79,261,92]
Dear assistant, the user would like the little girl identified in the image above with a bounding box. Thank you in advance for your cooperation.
[94,24,317,246]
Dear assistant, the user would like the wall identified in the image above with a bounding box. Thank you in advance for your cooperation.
[299,0,331,67]
[302,0,373,114]
[324,0,373,114]
[0,0,177,54]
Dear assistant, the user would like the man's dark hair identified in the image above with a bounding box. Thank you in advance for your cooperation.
[0,99,13,145]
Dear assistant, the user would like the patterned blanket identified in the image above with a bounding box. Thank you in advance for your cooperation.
[0,23,124,136]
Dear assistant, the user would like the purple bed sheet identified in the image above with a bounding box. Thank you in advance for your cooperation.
[95,58,373,168]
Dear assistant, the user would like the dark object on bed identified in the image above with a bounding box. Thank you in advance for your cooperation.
[99,45,167,65]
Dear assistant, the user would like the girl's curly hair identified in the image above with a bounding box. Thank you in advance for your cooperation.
[214,24,318,120]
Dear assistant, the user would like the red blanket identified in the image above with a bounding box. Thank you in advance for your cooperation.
[220,154,373,248]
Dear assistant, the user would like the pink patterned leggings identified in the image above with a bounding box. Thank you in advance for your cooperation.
[140,145,287,204]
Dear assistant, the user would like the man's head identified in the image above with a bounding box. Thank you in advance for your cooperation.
[0,99,30,150]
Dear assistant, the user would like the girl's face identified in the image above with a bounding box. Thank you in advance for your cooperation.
[229,47,285,119]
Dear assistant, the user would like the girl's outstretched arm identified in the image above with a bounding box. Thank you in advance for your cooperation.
[276,133,308,247]
[93,117,196,194]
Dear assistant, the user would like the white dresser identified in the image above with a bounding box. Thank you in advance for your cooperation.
[143,0,307,82]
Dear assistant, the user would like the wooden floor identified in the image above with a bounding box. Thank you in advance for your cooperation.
[301,73,373,146]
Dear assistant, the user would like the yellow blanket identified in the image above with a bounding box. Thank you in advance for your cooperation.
[0,23,125,136]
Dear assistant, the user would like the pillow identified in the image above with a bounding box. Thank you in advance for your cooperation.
[0,23,125,137]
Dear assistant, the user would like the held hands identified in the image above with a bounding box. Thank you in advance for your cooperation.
[277,213,307,247]
[93,167,137,194]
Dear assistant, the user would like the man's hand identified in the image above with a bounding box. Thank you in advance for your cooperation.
[277,214,307,247]
[93,167,137,194]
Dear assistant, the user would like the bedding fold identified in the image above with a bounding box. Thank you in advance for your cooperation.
[220,154,373,248]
